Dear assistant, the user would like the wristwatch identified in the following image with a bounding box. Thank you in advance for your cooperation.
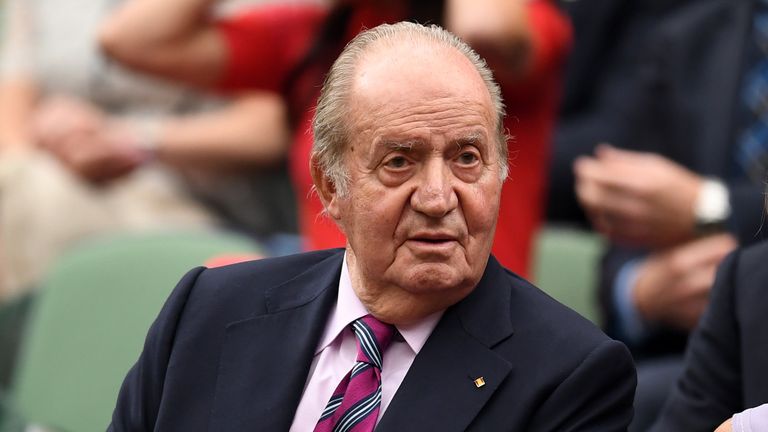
[693,178,731,235]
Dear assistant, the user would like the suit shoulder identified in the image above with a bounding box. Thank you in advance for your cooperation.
[485,267,635,425]
[735,241,768,271]
[503,268,615,351]
[199,248,342,287]
[724,242,768,313]
[177,249,343,321]
[724,242,768,296]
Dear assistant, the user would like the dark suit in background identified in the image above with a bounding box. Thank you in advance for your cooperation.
[109,250,636,431]
[553,0,766,429]
[548,0,691,225]
[599,2,766,430]
[651,241,768,431]
[599,0,765,358]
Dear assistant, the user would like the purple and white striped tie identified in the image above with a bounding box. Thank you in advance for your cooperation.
[314,315,395,432]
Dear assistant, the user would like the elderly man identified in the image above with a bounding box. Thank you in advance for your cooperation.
[110,22,635,431]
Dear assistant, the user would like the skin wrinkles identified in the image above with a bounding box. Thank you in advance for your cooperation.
[364,97,492,126]
[354,103,496,172]
[313,39,502,326]
[354,99,495,141]
[363,130,494,175]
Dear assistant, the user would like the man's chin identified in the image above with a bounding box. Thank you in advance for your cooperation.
[369,282,468,326]
[397,263,474,294]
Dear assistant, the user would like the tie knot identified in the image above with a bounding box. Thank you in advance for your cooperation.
[351,315,395,369]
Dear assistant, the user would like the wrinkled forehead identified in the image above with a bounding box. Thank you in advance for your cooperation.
[354,39,492,107]
[346,39,496,137]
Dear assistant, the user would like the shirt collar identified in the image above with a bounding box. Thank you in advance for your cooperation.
[314,251,443,355]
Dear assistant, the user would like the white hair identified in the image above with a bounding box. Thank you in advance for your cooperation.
[312,21,509,196]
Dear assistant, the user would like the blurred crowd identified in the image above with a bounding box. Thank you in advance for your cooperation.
[1,0,768,430]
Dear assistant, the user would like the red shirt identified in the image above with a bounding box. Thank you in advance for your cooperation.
[216,1,571,277]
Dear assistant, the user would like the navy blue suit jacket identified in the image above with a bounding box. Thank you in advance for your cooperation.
[652,241,768,431]
[110,249,636,431]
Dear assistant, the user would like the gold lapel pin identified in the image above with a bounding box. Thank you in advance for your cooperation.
[473,377,486,388]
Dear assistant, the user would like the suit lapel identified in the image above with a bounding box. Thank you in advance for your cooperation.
[208,251,344,431]
[377,257,514,432]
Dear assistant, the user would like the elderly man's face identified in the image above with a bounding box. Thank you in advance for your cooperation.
[319,42,503,325]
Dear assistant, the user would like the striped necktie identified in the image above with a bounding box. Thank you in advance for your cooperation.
[314,315,395,432]
[736,6,768,182]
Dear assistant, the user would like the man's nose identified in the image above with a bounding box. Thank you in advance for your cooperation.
[410,158,458,218]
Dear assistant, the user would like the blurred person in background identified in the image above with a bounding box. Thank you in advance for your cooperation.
[0,0,299,302]
[99,0,572,278]
[548,0,687,226]
[565,0,766,429]
[649,240,768,431]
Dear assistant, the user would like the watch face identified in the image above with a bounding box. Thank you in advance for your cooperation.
[696,180,730,220]
[695,179,730,233]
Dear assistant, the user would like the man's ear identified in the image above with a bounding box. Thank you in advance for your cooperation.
[310,157,342,220]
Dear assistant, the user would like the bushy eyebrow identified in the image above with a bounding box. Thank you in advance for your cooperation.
[373,130,488,157]
[451,131,486,150]
[379,139,423,151]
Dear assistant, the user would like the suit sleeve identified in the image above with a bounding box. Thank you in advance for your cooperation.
[108,266,206,431]
[650,250,743,432]
[528,339,637,431]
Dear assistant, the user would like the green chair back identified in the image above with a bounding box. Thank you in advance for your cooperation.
[533,225,604,324]
[10,230,262,432]
[0,293,35,391]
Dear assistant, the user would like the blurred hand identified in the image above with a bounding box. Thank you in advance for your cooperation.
[446,0,531,77]
[32,96,146,182]
[59,122,147,182]
[32,95,103,151]
[632,233,737,332]
[574,144,703,249]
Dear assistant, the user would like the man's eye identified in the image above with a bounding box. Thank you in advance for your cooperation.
[457,152,479,165]
[384,156,409,169]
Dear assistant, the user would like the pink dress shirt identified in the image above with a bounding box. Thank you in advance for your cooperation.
[289,253,443,431]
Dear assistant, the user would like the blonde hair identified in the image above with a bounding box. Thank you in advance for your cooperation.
[311,21,508,195]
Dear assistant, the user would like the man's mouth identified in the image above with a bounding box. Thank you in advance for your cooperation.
[407,232,459,251]
[412,238,453,244]
[410,231,456,241]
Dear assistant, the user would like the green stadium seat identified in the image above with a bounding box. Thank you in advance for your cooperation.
[533,225,604,324]
[9,230,262,432]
